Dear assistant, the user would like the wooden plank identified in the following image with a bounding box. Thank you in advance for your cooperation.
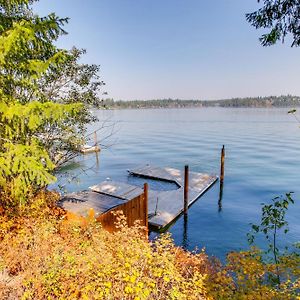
[96,193,148,233]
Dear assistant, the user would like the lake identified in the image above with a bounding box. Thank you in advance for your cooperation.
[55,107,300,259]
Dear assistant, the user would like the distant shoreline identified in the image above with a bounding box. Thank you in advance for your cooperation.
[101,96,300,109]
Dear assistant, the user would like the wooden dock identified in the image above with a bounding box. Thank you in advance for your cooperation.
[89,165,217,229]
[127,165,218,229]
[60,165,218,231]
[59,182,148,233]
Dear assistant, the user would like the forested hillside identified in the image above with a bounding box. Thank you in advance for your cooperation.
[102,96,300,109]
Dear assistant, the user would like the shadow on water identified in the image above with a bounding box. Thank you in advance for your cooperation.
[56,161,83,173]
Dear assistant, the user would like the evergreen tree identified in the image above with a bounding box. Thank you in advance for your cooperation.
[0,0,83,206]
[247,0,300,47]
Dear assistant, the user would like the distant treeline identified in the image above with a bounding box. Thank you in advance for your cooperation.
[101,95,300,109]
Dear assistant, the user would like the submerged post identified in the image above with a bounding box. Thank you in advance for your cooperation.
[144,183,149,235]
[184,165,189,215]
[94,131,98,146]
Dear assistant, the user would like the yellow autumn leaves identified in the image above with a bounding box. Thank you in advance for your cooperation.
[0,192,299,299]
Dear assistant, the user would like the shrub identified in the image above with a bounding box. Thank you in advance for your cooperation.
[0,194,299,299]
[0,202,209,299]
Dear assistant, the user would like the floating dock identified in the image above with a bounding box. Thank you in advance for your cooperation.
[60,165,218,230]
[128,165,218,228]
[91,165,217,229]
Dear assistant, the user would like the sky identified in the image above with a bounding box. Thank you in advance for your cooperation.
[34,0,300,100]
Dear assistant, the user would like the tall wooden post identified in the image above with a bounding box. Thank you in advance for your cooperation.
[219,145,225,211]
[144,183,149,236]
[184,165,189,215]
[220,145,225,183]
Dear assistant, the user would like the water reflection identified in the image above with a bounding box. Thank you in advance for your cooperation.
[218,181,223,212]
[95,151,100,169]
[182,214,189,249]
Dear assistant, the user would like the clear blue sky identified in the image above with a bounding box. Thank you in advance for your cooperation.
[35,0,300,100]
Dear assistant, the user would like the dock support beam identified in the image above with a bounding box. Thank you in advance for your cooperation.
[184,165,189,215]
[144,183,149,236]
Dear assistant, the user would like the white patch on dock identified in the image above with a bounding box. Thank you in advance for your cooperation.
[90,181,143,200]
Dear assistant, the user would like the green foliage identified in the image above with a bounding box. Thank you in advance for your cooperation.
[247,193,295,284]
[0,0,106,206]
[247,0,300,47]
[0,0,84,206]
[212,248,300,299]
[0,101,82,203]
[39,48,104,109]
[0,18,68,101]
[247,193,294,253]
[36,47,105,167]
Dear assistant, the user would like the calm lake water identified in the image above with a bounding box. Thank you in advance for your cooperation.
[55,108,300,259]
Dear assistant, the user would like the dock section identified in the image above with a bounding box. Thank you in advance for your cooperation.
[90,181,143,200]
[59,182,148,233]
[127,165,218,229]
[59,190,126,218]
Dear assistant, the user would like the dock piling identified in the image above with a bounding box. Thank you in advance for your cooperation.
[184,165,189,215]
[219,145,225,211]
[220,145,225,183]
